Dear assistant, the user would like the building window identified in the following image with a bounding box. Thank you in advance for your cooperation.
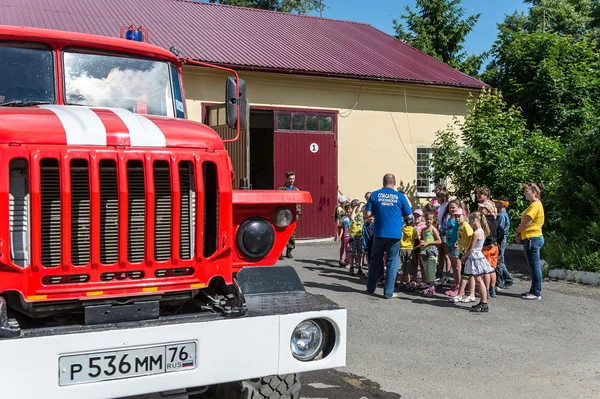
[416,147,442,197]
[275,111,335,133]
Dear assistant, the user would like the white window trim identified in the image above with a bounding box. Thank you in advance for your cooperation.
[415,146,443,198]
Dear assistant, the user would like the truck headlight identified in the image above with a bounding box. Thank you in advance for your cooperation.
[290,320,324,361]
[236,218,275,259]
[274,208,293,228]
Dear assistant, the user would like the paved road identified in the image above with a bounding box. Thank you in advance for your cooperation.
[128,242,600,399]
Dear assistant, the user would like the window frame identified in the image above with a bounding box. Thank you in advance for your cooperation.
[415,146,444,197]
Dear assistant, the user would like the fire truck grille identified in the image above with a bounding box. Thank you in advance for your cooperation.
[70,161,91,266]
[153,162,172,262]
[179,162,195,260]
[99,161,119,265]
[127,161,145,263]
[20,155,212,273]
[40,159,61,267]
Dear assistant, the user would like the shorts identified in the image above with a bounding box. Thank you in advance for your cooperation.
[399,249,414,275]
[460,256,471,278]
[349,236,364,256]
[421,254,437,282]
[482,245,499,269]
[447,244,459,258]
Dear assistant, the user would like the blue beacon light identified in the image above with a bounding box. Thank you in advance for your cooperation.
[125,28,144,42]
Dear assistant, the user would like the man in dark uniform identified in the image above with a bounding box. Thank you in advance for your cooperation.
[279,171,301,259]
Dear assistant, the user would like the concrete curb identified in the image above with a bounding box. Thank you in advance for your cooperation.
[548,269,600,286]
[297,238,335,244]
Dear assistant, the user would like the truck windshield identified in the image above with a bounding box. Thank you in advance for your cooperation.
[64,51,178,117]
[0,44,54,105]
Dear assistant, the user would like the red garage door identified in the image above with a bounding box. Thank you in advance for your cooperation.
[273,111,338,239]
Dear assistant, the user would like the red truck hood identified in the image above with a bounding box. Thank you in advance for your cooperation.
[0,105,224,150]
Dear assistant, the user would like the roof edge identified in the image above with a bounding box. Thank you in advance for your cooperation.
[186,59,488,90]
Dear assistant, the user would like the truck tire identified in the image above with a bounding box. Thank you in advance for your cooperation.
[189,374,301,399]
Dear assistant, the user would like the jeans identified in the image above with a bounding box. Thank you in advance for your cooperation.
[367,237,400,298]
[523,236,545,297]
[496,240,514,288]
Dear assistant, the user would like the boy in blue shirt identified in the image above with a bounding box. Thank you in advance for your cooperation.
[493,196,514,289]
[364,173,413,299]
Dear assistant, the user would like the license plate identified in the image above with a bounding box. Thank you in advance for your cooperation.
[59,341,197,386]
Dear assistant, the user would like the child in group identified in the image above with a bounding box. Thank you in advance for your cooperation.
[398,215,419,290]
[476,187,497,218]
[360,192,372,266]
[419,212,442,297]
[435,189,450,283]
[334,196,348,266]
[493,196,514,289]
[349,199,365,276]
[459,212,494,313]
[412,209,427,289]
[478,202,505,298]
[442,200,461,295]
[451,208,477,303]
[337,204,351,267]
[362,214,374,266]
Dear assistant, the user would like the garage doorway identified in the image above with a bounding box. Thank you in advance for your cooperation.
[249,110,274,189]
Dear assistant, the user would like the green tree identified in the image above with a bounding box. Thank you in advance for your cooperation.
[393,0,486,77]
[431,89,562,214]
[207,0,324,13]
[485,31,600,139]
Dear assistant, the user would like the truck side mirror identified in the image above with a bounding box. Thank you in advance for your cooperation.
[226,76,248,131]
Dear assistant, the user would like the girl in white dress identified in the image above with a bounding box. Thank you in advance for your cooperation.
[460,212,494,313]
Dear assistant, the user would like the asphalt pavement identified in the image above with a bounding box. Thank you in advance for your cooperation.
[128,241,600,399]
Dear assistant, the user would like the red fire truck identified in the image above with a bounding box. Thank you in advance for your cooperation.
[0,25,346,398]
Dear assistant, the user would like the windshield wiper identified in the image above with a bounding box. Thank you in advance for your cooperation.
[0,100,51,107]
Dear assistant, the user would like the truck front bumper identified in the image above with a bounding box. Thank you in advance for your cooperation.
[0,291,346,399]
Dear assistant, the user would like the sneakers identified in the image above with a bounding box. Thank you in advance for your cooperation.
[489,287,497,298]
[451,295,463,303]
[521,292,541,300]
[357,269,366,277]
[471,303,489,313]
[423,286,436,297]
[445,285,459,297]
[461,295,476,303]
[384,292,400,299]
[349,268,355,276]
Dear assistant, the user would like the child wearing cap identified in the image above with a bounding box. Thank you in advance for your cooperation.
[335,196,348,266]
[398,215,419,290]
[412,209,427,288]
[478,201,505,298]
[493,197,514,289]
[419,212,442,297]
[451,208,476,303]
[349,199,365,276]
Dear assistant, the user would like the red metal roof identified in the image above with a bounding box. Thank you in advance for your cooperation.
[0,0,485,88]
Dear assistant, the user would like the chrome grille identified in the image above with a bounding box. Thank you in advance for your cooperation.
[127,161,145,263]
[153,161,171,262]
[9,159,29,267]
[179,162,195,259]
[40,159,61,267]
[70,160,90,265]
[99,160,118,264]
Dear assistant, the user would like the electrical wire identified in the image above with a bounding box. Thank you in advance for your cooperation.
[403,87,416,155]
[390,112,416,164]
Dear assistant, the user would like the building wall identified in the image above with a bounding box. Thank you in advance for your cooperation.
[182,67,476,207]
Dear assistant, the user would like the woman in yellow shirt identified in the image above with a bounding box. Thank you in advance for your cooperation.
[515,183,545,300]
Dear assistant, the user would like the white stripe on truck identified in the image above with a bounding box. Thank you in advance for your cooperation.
[40,105,107,146]
[110,108,166,147]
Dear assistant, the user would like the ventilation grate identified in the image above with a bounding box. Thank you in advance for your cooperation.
[154,161,171,262]
[179,162,195,260]
[99,160,119,264]
[40,159,61,267]
[71,160,90,265]
[127,161,145,263]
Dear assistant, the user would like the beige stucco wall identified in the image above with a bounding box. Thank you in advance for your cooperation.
[182,66,477,206]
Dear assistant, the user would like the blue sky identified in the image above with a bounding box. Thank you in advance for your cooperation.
[309,0,530,57]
